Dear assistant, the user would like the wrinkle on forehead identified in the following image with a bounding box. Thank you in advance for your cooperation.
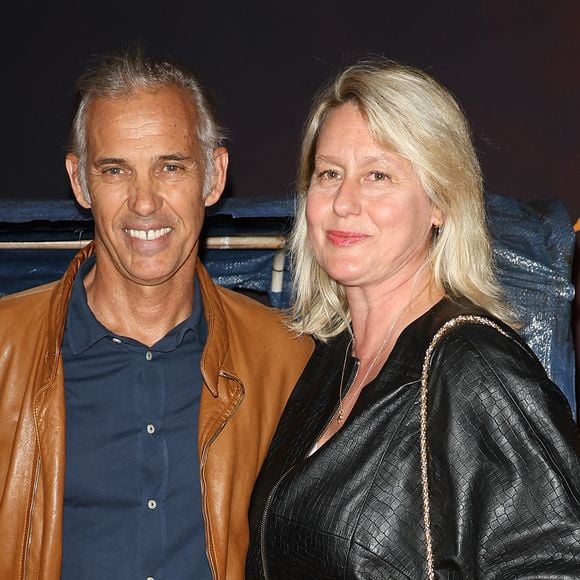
[85,87,199,157]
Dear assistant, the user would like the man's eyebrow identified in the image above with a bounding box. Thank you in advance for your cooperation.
[158,153,192,162]
[94,157,125,167]
[93,154,197,168]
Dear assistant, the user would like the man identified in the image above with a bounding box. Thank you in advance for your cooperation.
[0,50,312,579]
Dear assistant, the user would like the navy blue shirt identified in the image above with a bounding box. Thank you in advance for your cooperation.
[61,256,212,580]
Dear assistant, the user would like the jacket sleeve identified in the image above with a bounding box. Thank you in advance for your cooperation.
[427,323,580,579]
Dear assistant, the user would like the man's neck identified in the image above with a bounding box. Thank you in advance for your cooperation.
[83,263,197,347]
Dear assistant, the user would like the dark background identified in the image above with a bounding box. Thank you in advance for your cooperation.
[3,2,578,214]
[2,1,579,357]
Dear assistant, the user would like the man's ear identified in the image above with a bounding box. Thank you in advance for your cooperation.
[66,153,91,208]
[204,147,229,207]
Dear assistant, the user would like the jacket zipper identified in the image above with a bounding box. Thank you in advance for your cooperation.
[259,360,360,578]
[200,370,244,580]
[259,466,294,580]
[22,456,41,580]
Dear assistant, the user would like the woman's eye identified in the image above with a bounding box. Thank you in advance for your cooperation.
[369,171,389,181]
[317,169,340,180]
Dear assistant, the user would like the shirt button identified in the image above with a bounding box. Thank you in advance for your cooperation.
[146,424,156,434]
[112,337,121,344]
[147,577,155,580]
[147,499,157,510]
[145,351,153,361]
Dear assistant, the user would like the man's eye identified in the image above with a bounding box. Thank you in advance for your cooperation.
[103,167,123,175]
[164,164,183,173]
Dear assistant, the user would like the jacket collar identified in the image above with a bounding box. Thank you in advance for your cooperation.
[42,242,95,389]
[43,242,234,399]
[196,260,232,397]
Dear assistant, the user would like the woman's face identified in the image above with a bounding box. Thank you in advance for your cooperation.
[306,102,441,293]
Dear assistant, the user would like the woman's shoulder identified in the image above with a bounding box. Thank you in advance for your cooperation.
[425,299,576,428]
[400,296,517,360]
[428,299,541,380]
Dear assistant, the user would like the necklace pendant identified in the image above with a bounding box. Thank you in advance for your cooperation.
[337,410,344,423]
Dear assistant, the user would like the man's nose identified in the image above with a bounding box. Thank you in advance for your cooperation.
[127,176,163,216]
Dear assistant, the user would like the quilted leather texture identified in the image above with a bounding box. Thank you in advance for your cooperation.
[246,298,580,579]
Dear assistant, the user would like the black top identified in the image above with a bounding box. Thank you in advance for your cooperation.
[246,297,580,579]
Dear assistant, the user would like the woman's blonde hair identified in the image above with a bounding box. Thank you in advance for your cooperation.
[289,57,516,340]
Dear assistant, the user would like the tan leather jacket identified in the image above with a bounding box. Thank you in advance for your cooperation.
[0,244,313,580]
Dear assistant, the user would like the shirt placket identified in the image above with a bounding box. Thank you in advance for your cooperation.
[138,346,169,580]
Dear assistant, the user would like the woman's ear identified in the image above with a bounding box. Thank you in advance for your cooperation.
[431,205,443,228]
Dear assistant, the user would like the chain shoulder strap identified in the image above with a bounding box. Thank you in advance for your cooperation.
[419,315,510,579]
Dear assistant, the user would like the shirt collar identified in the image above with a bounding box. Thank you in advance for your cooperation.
[66,256,205,356]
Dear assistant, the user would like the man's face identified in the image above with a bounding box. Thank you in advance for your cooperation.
[66,86,227,288]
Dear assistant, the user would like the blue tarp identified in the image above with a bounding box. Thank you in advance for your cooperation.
[0,193,576,415]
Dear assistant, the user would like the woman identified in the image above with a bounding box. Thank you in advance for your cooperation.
[246,58,580,578]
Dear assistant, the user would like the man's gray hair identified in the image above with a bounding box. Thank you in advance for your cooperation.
[69,47,226,201]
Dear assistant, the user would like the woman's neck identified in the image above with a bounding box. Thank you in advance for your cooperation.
[346,272,444,363]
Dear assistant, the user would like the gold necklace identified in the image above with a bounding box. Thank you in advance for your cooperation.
[336,308,405,423]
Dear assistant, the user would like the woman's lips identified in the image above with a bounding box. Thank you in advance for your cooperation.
[326,230,369,246]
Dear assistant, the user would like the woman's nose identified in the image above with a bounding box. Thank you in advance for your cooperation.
[332,178,361,217]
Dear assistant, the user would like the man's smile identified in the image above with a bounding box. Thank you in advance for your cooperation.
[124,227,172,241]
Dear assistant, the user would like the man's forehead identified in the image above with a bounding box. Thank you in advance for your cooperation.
[85,88,201,156]
[86,86,199,130]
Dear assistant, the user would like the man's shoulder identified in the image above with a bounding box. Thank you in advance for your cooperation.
[214,285,313,352]
[215,285,287,328]
[0,282,59,344]
[215,285,273,310]
[0,281,57,310]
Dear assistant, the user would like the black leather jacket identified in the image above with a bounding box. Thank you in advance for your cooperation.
[246,298,580,579]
